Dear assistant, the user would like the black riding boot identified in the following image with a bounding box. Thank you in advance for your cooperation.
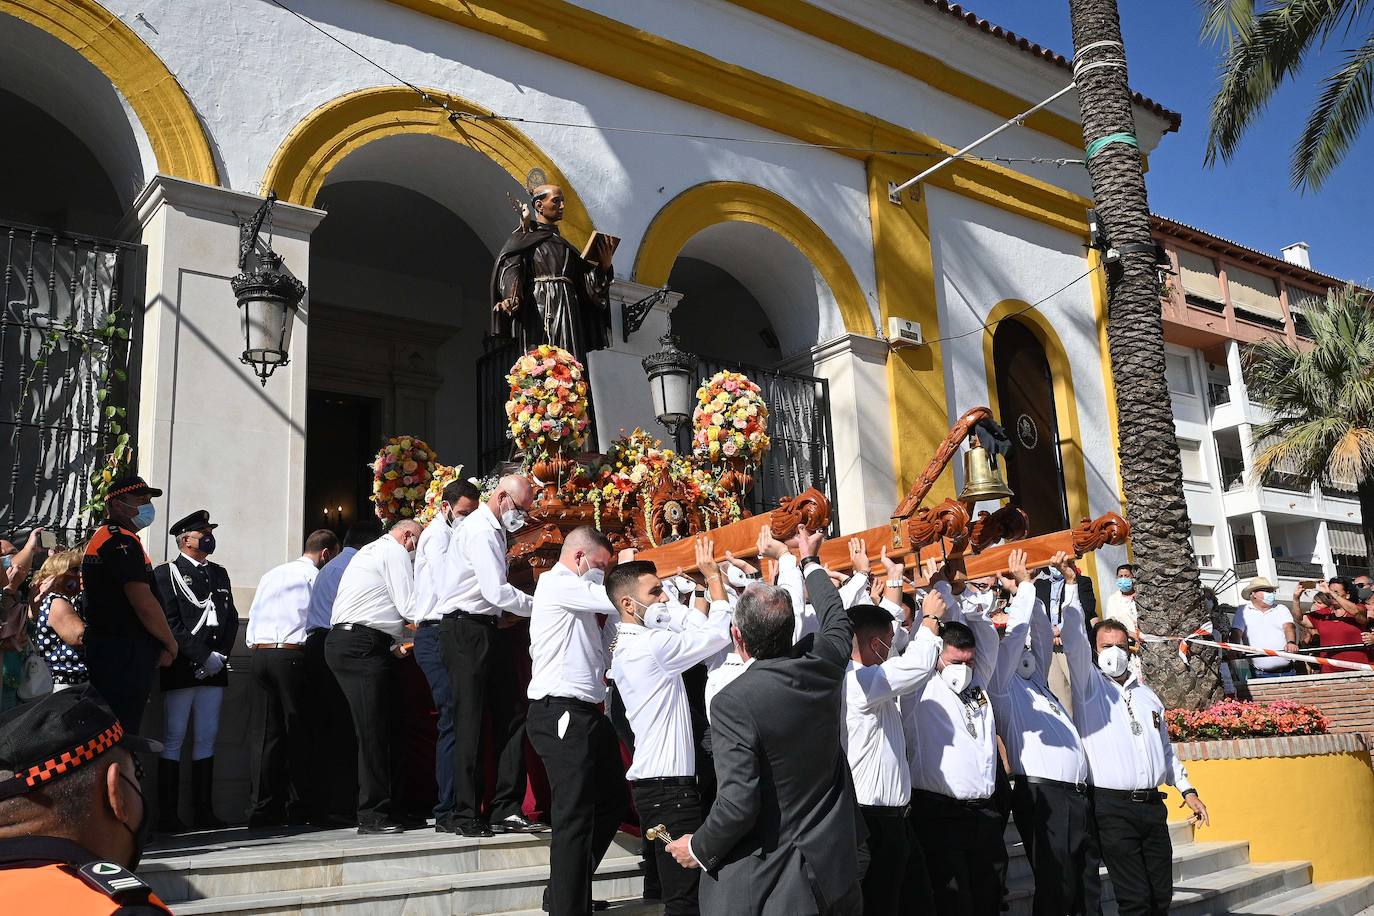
[157,758,187,834]
[191,757,227,830]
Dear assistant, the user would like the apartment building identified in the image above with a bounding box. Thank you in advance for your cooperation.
[1154,216,1368,603]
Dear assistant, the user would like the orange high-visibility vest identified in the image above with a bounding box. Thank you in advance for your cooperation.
[0,861,172,914]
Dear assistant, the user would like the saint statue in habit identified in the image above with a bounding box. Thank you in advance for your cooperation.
[489,181,616,367]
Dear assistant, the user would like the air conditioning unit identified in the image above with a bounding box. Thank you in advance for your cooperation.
[886,317,924,348]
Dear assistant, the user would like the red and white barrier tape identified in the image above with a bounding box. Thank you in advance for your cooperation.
[1142,632,1374,673]
[1176,622,1212,663]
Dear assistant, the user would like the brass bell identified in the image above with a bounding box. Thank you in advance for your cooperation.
[958,440,1014,502]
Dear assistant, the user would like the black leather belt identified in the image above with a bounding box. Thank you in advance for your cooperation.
[334,622,391,641]
[859,804,909,818]
[448,610,497,625]
[1095,787,1165,803]
[1016,775,1089,795]
[633,776,697,787]
[416,619,442,629]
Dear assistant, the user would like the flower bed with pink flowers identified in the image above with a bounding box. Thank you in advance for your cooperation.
[1164,699,1329,742]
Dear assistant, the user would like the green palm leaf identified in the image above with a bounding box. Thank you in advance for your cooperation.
[1293,33,1374,187]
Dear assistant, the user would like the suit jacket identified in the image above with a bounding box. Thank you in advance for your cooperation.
[153,555,239,691]
[693,566,861,916]
[1035,571,1097,636]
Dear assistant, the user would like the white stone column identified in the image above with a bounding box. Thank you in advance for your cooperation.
[1251,510,1277,583]
[780,333,895,530]
[1225,339,1247,404]
[123,175,325,584]
[587,279,683,446]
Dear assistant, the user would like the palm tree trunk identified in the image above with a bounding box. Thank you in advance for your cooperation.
[1358,480,1374,576]
[1069,0,1218,708]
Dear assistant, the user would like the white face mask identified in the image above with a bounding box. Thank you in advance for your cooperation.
[499,496,527,533]
[940,662,972,694]
[644,600,689,632]
[1097,645,1130,678]
[967,590,995,612]
[629,596,669,625]
[1017,650,1037,680]
[577,558,605,585]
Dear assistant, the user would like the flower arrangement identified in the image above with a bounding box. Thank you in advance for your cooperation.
[505,344,590,457]
[692,370,770,463]
[416,463,465,525]
[1164,699,1329,742]
[371,435,437,522]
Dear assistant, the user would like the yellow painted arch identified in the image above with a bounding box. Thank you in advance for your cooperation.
[981,300,1093,530]
[2,0,218,184]
[259,86,594,244]
[633,181,874,337]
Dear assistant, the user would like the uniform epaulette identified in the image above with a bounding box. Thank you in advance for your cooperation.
[74,860,153,902]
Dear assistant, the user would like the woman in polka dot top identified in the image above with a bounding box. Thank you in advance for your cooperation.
[30,549,87,688]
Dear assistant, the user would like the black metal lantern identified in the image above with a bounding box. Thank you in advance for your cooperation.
[231,192,305,386]
[642,333,698,439]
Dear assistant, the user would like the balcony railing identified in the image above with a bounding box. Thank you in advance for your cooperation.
[1234,560,1259,578]
[1336,563,1371,580]
[1320,483,1359,500]
[1206,381,1232,408]
[1274,559,1325,579]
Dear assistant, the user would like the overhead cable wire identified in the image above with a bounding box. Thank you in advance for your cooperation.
[920,263,1104,347]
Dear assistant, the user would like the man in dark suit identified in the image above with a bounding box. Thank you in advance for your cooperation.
[1034,563,1095,716]
[666,526,862,916]
[152,509,239,832]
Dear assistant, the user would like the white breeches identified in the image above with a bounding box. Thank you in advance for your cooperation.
[161,685,224,761]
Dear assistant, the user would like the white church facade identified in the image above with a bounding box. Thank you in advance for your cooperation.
[1,0,1192,591]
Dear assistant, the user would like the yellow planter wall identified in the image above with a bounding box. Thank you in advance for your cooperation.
[1163,742,1374,882]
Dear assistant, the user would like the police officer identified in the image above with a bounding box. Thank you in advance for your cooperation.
[153,510,239,833]
[0,685,171,913]
[82,475,179,732]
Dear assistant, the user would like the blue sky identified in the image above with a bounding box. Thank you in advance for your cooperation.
[966,0,1373,285]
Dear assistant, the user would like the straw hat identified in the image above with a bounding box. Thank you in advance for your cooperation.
[1240,576,1276,600]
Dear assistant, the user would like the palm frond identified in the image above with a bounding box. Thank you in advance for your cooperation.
[1199,0,1258,42]
[1294,33,1374,188]
[1205,0,1361,165]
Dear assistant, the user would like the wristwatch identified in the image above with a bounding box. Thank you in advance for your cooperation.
[886,579,903,589]
[801,555,822,568]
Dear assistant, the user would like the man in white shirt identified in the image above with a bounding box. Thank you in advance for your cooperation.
[323,519,421,834]
[906,558,1006,916]
[301,523,379,828]
[526,526,623,915]
[843,588,942,916]
[1062,566,1209,916]
[437,474,538,838]
[990,552,1100,916]
[611,540,732,916]
[1231,576,1298,678]
[410,480,480,833]
[244,529,338,828]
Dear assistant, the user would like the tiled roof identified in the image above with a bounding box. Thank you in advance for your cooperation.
[919,1,1183,132]
[1152,214,1361,291]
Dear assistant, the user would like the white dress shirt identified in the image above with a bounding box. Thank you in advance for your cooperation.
[330,536,415,640]
[1062,583,1194,793]
[246,557,319,646]
[306,547,357,632]
[1232,602,1292,671]
[435,504,532,618]
[614,600,733,780]
[528,562,620,703]
[843,626,940,807]
[1104,590,1138,631]
[904,581,1000,801]
[411,514,453,623]
[704,653,751,722]
[988,583,1089,783]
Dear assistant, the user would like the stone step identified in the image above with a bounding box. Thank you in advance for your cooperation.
[1228,877,1374,916]
[142,826,642,904]
[168,854,645,915]
[1167,862,1314,916]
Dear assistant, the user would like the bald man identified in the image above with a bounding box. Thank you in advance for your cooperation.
[325,519,422,834]
[436,476,540,837]
[490,183,614,366]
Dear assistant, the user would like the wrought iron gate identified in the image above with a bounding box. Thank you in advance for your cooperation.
[475,334,520,473]
[696,356,839,533]
[0,221,144,542]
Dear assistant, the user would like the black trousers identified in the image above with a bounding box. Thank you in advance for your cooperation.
[303,628,358,821]
[440,613,526,825]
[856,806,911,916]
[632,778,702,916]
[527,696,627,916]
[899,806,935,913]
[324,625,401,827]
[1093,794,1173,916]
[85,633,158,733]
[912,790,1008,916]
[1011,778,1102,916]
[247,647,311,820]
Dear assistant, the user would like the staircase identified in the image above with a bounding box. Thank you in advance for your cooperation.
[140,819,1374,915]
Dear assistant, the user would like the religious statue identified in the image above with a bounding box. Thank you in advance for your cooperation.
[489,183,617,366]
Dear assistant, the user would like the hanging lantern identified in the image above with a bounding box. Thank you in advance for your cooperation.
[230,192,305,386]
[642,333,697,438]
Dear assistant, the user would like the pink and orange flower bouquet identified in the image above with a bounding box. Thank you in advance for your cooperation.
[505,344,591,458]
[370,435,436,523]
[692,369,770,464]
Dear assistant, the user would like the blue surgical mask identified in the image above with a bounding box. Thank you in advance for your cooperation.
[1260,591,1277,608]
[1116,577,1134,594]
[0,555,10,570]
[1048,566,1064,582]
[131,504,156,531]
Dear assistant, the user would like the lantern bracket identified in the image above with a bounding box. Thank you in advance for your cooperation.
[621,285,672,342]
[239,190,277,271]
